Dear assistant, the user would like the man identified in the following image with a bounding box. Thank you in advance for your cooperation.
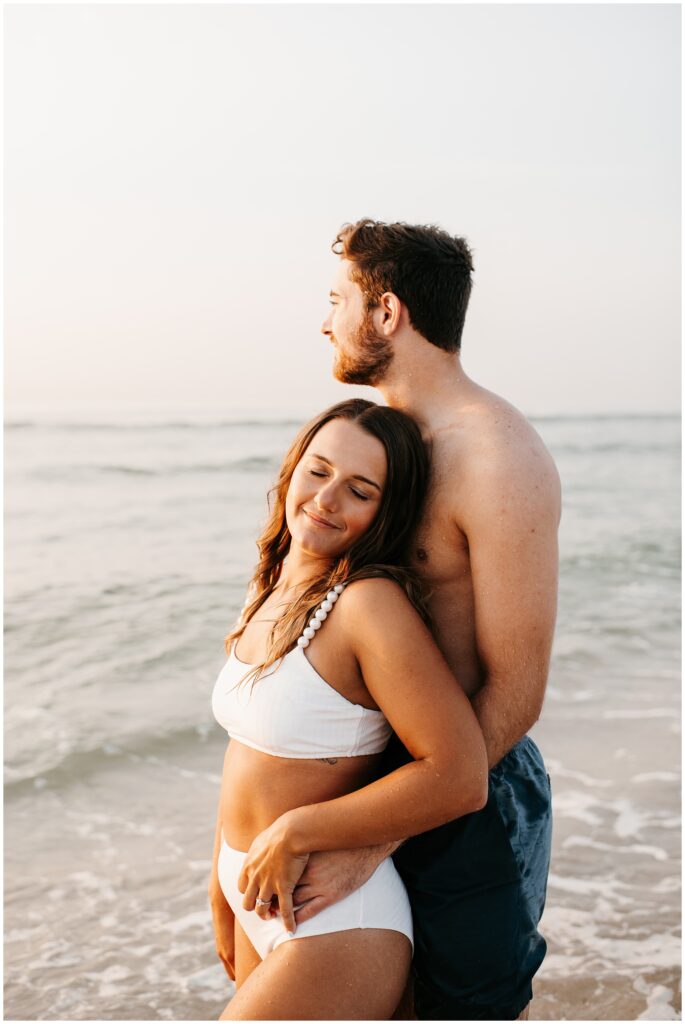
[292,219,561,1021]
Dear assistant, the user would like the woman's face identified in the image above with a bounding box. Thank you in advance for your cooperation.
[285,418,387,560]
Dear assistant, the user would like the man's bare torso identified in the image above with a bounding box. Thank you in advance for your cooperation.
[412,447,480,694]
[410,382,561,699]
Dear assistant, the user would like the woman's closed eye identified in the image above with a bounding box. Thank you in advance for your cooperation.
[309,469,370,502]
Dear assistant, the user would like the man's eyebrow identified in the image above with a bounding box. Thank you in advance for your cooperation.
[329,290,341,298]
[307,452,382,492]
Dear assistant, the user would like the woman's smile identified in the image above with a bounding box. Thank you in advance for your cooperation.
[303,508,341,530]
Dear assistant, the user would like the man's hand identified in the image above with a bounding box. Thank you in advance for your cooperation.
[293,843,399,925]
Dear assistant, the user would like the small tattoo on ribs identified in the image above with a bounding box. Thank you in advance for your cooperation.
[318,757,339,765]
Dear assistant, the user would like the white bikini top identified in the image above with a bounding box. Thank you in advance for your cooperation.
[211,584,392,759]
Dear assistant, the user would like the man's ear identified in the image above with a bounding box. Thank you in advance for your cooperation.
[376,291,403,336]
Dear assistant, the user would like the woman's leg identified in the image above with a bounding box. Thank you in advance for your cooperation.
[221,927,411,1021]
[233,920,262,990]
[392,976,416,1020]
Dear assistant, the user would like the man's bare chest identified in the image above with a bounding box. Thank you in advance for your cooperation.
[410,485,481,688]
[411,485,470,588]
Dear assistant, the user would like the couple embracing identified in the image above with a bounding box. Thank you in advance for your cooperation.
[209,219,561,1020]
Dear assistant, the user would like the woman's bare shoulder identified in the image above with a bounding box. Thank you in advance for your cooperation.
[335,577,424,639]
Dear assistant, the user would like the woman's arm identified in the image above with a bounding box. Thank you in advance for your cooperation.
[208,795,225,898]
[238,579,488,931]
[208,783,236,980]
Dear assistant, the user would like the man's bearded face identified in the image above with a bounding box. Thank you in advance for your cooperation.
[332,305,394,387]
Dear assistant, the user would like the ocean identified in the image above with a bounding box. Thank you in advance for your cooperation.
[4,413,681,1021]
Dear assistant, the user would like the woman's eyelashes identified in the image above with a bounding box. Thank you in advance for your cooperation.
[308,469,371,502]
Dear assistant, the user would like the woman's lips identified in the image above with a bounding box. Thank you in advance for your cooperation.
[304,508,340,530]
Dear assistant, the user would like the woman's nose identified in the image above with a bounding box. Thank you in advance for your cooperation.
[315,480,338,512]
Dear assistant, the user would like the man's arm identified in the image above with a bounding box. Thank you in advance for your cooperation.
[460,432,561,767]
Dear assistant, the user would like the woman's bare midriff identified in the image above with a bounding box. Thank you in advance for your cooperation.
[219,740,383,852]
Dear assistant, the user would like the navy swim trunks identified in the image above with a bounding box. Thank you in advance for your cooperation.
[384,734,552,1020]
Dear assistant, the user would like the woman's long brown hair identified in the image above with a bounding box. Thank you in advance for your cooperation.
[225,399,431,685]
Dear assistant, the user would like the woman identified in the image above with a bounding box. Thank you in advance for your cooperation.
[209,398,487,1020]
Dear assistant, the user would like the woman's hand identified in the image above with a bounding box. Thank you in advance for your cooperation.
[237,812,309,934]
[209,885,236,980]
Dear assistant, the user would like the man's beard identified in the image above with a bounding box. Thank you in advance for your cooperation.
[332,309,394,386]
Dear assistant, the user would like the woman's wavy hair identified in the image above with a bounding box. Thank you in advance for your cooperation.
[225,399,431,685]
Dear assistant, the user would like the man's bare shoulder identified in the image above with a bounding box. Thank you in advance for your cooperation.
[434,384,561,521]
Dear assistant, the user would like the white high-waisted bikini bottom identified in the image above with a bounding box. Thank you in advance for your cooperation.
[218,836,414,960]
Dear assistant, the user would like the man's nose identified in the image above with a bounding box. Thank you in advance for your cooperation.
[321,311,332,336]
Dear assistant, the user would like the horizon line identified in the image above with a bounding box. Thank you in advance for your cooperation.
[4,408,681,426]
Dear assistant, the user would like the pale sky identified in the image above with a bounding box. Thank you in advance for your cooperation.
[5,3,681,420]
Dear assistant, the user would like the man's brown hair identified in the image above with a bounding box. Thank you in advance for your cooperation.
[333,218,474,353]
